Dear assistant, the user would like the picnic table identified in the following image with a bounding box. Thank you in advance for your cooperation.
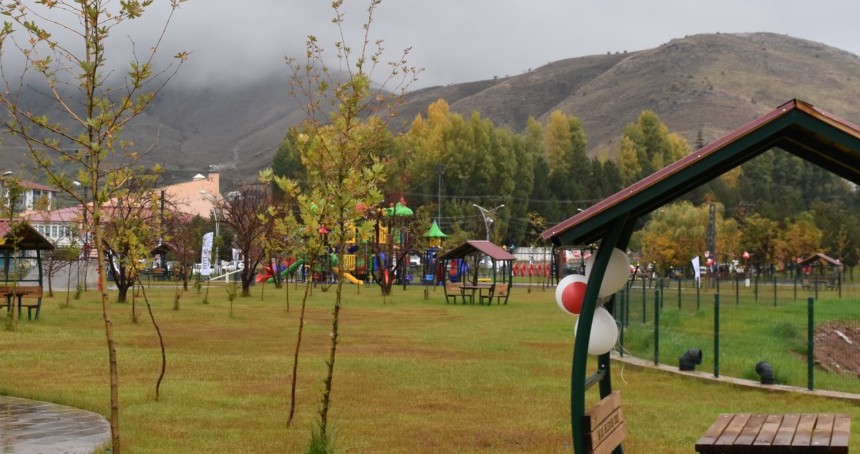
[0,285,44,320]
[459,284,492,304]
[695,413,850,453]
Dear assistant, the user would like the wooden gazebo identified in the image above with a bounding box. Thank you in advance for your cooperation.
[0,219,54,319]
[542,100,860,453]
[437,240,515,305]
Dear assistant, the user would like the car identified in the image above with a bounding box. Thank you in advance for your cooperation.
[409,255,421,266]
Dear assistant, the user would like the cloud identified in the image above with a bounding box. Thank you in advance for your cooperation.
[7,0,860,90]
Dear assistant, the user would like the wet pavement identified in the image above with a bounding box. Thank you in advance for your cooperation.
[0,395,110,454]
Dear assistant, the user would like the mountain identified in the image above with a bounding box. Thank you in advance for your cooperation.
[7,32,860,185]
[397,32,860,157]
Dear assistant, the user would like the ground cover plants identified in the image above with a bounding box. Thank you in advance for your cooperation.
[1,283,858,453]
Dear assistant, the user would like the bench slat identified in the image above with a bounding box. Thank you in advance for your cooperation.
[830,414,851,453]
[811,413,835,450]
[734,413,767,446]
[715,413,751,447]
[696,413,733,449]
[753,414,784,447]
[791,413,818,447]
[773,413,800,447]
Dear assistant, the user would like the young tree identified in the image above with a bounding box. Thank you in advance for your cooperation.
[273,0,418,448]
[162,212,208,291]
[216,184,273,296]
[0,2,187,452]
[101,169,166,307]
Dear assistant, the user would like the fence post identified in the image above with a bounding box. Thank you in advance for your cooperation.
[773,275,777,306]
[654,289,660,366]
[735,275,739,306]
[808,296,814,391]
[696,277,700,310]
[678,277,682,310]
[714,292,720,378]
[642,275,647,324]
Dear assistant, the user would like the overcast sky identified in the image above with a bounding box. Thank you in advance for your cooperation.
[34,1,860,89]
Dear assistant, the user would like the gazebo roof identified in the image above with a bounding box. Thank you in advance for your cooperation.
[798,252,843,268]
[542,99,860,246]
[437,240,516,261]
[0,219,54,250]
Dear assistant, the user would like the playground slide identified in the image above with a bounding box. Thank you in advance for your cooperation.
[281,258,304,277]
[343,272,363,285]
[333,267,363,285]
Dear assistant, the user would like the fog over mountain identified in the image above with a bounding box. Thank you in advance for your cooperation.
[6,33,860,188]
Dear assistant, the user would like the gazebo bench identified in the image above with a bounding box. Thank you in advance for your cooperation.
[1,285,44,320]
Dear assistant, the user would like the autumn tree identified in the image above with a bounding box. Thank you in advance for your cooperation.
[0,2,187,452]
[101,169,166,306]
[776,213,822,268]
[618,110,688,186]
[216,184,273,297]
[739,213,780,270]
[272,0,418,448]
[633,201,737,274]
[160,212,208,291]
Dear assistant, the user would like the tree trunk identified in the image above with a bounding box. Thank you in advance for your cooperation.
[94,227,121,454]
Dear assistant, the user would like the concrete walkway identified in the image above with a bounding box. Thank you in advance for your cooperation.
[0,395,110,454]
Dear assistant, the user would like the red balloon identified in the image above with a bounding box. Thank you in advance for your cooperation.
[561,281,587,314]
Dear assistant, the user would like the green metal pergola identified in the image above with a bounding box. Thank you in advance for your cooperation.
[541,99,860,453]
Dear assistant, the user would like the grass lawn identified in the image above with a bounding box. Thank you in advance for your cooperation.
[1,282,858,453]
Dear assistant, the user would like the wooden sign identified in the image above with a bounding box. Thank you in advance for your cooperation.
[583,391,627,454]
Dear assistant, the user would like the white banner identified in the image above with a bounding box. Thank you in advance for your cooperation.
[691,256,701,284]
[201,232,214,276]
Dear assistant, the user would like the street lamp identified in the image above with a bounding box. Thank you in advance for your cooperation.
[72,180,90,290]
[472,204,504,241]
[200,190,220,274]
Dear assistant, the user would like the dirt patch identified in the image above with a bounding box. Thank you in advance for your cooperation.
[814,321,860,377]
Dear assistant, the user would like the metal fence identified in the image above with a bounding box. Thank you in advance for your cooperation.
[615,274,860,394]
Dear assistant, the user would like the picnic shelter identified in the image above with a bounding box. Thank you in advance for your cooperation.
[0,219,53,319]
[541,100,860,453]
[437,240,515,305]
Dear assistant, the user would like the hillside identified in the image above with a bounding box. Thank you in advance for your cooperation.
[6,32,860,185]
[399,32,860,157]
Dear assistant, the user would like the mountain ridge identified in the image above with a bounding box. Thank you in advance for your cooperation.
[6,32,860,186]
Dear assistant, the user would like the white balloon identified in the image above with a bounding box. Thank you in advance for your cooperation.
[574,306,619,355]
[585,248,631,297]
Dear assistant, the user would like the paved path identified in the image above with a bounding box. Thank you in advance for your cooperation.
[0,395,110,454]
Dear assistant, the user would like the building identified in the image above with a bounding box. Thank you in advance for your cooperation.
[0,176,58,216]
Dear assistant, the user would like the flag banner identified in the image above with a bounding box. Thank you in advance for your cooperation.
[201,232,214,276]
[691,256,701,283]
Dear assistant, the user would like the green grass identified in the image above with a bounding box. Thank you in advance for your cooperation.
[620,278,860,393]
[1,281,858,453]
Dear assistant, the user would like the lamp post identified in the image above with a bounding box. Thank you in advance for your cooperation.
[200,190,220,274]
[472,204,504,241]
[72,180,90,290]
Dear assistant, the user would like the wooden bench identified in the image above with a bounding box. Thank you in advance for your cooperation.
[696,413,850,453]
[0,285,44,320]
[445,283,464,304]
[479,284,509,305]
[583,391,627,454]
